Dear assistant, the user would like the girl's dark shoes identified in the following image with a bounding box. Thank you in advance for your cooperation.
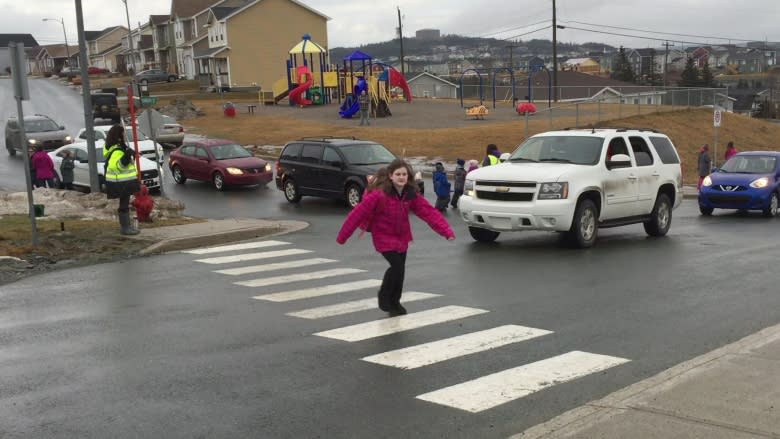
[387,304,407,317]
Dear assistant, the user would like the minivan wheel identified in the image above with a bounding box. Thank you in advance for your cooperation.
[469,226,500,243]
[345,183,363,208]
[213,172,225,191]
[763,192,779,217]
[567,198,598,248]
[283,178,302,203]
[644,193,672,236]
[172,165,186,184]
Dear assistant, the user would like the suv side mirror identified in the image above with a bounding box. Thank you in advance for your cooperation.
[606,153,631,170]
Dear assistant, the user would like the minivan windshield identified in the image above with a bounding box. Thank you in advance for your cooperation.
[339,143,396,165]
[720,155,777,174]
[510,136,603,165]
[24,119,60,133]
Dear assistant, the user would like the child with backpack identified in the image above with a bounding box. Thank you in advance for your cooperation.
[451,158,467,208]
[432,162,451,212]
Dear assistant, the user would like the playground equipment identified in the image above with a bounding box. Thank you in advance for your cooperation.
[459,68,517,109]
[339,76,368,118]
[272,34,337,106]
[516,102,537,115]
[465,105,489,119]
[338,50,411,119]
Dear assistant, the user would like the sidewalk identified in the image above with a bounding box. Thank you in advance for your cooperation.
[129,218,308,255]
[513,322,780,438]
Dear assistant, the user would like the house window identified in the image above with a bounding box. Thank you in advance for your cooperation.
[220,34,224,41]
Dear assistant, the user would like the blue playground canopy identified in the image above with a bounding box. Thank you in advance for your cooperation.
[343,50,373,61]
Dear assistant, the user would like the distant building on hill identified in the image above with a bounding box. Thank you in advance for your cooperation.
[416,29,441,40]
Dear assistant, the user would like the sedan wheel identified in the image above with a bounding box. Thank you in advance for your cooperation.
[283,178,301,203]
[213,172,225,191]
[345,183,363,208]
[172,165,186,184]
[763,192,779,217]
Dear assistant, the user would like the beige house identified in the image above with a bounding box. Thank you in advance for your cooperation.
[86,26,127,71]
[171,0,215,79]
[196,0,329,90]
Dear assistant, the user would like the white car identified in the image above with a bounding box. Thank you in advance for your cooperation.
[74,126,164,164]
[49,143,161,192]
[153,115,185,148]
[459,128,683,248]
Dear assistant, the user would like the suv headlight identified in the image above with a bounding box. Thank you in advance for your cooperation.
[750,177,769,189]
[538,182,569,200]
[465,179,475,196]
[27,139,37,145]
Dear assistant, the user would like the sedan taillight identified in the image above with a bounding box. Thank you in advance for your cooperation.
[178,126,184,133]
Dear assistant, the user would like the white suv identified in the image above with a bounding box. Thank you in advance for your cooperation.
[459,128,683,248]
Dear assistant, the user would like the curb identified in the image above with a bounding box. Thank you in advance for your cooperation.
[137,220,309,255]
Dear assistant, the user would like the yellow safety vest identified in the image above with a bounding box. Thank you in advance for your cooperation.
[104,144,138,183]
[488,155,499,166]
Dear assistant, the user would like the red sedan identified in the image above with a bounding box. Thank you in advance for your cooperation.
[87,66,110,75]
[168,139,273,190]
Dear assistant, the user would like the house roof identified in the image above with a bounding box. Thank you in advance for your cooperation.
[211,0,330,24]
[0,33,38,47]
[171,0,216,19]
[150,15,170,25]
[407,71,458,87]
[84,31,102,41]
[39,44,79,59]
[95,43,123,57]
[194,45,230,59]
[96,26,127,40]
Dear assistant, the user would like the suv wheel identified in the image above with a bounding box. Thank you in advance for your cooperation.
[213,172,225,191]
[283,178,302,203]
[345,183,363,208]
[567,199,598,248]
[469,226,500,243]
[763,192,779,217]
[172,165,187,184]
[644,193,672,236]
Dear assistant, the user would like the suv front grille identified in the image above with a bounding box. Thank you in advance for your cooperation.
[476,191,534,202]
[140,170,158,179]
[476,180,537,188]
[40,139,66,150]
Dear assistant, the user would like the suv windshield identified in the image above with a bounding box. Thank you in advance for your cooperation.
[510,136,602,165]
[24,119,60,133]
[211,144,252,160]
[720,155,777,174]
[339,143,396,165]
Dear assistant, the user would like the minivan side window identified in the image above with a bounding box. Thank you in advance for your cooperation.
[648,137,680,164]
[322,147,342,167]
[281,143,302,160]
[300,144,323,164]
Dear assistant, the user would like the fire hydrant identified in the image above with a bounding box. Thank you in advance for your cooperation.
[132,184,155,222]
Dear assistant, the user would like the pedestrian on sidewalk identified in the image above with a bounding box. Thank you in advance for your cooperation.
[358,89,371,126]
[59,150,75,190]
[337,159,455,316]
[103,124,141,235]
[30,145,56,188]
[451,158,467,208]
[697,144,712,191]
[432,162,451,212]
[725,141,738,161]
[467,159,480,174]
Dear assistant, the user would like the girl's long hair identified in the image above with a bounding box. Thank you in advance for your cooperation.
[104,124,127,149]
[381,159,418,194]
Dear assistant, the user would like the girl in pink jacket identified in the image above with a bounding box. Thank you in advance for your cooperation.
[337,159,455,316]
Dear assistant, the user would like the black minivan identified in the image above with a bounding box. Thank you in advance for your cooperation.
[275,137,398,208]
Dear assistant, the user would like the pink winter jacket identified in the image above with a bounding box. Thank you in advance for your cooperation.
[337,187,455,253]
[31,151,56,179]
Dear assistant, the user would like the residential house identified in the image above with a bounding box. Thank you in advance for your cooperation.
[527,71,665,104]
[118,24,153,73]
[149,15,175,72]
[407,71,458,98]
[171,0,217,79]
[0,34,38,74]
[35,44,78,74]
[86,26,127,71]
[196,0,329,90]
[561,57,600,74]
[25,46,45,74]
[628,48,658,77]
[688,46,711,69]
[729,47,770,74]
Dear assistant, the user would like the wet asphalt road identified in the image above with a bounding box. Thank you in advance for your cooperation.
[3,77,780,438]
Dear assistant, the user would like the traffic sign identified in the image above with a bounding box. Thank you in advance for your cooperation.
[140,96,158,107]
[713,109,722,127]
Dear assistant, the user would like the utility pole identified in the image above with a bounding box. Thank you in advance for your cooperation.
[122,0,139,75]
[663,41,675,87]
[505,41,518,71]
[552,0,558,102]
[75,0,99,192]
[397,6,405,77]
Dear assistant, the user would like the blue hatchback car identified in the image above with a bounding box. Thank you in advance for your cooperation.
[699,151,780,217]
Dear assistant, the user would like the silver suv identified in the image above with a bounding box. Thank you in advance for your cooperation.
[4,115,72,156]
[459,128,683,248]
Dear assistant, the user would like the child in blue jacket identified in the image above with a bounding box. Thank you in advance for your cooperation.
[432,162,451,212]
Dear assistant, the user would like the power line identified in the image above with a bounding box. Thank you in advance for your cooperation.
[563,20,757,43]
[501,25,553,42]
[478,19,551,39]
[557,24,737,48]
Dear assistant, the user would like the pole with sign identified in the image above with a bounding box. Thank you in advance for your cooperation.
[713,108,722,168]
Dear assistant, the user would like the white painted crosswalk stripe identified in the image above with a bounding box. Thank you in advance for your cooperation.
[362,325,553,370]
[183,240,290,255]
[416,350,631,413]
[236,268,366,288]
[214,258,337,276]
[195,248,312,265]
[314,306,489,342]
[287,292,441,319]
[253,279,383,302]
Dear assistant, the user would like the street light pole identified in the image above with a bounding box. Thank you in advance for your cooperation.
[122,0,139,75]
[552,0,558,102]
[43,17,71,67]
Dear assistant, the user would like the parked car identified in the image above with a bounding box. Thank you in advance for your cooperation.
[135,69,177,85]
[168,139,272,191]
[58,66,78,78]
[137,114,184,148]
[87,66,109,75]
[275,137,399,208]
[48,143,161,192]
[699,151,780,217]
[74,126,164,165]
[459,128,684,248]
[4,114,72,156]
[91,92,121,124]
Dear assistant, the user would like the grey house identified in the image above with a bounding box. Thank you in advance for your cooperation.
[407,71,459,99]
[1,34,38,74]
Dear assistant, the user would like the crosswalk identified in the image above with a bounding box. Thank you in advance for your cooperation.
[183,239,630,413]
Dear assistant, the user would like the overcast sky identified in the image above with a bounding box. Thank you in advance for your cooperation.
[5,0,779,50]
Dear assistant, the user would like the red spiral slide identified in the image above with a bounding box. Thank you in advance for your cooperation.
[388,68,412,102]
[289,65,313,106]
